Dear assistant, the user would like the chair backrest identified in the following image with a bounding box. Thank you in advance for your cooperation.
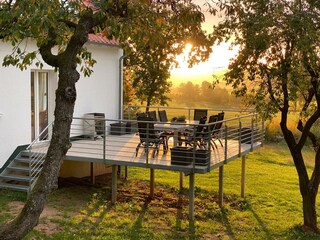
[137,115,157,141]
[136,112,147,119]
[194,109,208,121]
[208,114,219,132]
[148,110,157,122]
[195,116,207,138]
[214,112,225,132]
[158,110,168,122]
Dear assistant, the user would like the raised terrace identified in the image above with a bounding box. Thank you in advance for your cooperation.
[1,107,264,220]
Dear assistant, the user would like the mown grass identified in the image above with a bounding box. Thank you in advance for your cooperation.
[1,142,320,239]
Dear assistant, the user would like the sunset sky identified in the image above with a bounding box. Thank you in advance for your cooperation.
[170,1,238,86]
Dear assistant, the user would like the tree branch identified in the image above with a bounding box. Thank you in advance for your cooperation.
[38,29,59,68]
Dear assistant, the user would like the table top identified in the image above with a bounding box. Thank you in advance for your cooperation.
[155,120,199,130]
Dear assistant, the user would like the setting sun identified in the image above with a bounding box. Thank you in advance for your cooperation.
[170,42,239,86]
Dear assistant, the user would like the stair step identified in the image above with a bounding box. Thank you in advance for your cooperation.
[7,166,30,172]
[14,157,44,165]
[0,182,29,192]
[20,151,46,158]
[0,174,32,182]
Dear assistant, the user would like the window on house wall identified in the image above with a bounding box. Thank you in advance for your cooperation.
[31,71,49,141]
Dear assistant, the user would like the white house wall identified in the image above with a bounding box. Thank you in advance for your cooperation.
[0,41,123,168]
[74,43,122,120]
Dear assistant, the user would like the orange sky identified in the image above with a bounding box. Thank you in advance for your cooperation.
[170,1,238,87]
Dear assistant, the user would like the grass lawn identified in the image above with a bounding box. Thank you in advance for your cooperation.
[1,143,320,239]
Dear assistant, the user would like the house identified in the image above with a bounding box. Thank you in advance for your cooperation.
[0,34,124,178]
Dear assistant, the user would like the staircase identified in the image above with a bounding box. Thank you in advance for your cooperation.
[0,150,45,192]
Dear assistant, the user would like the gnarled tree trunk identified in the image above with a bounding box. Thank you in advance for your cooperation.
[302,192,317,231]
[0,65,79,240]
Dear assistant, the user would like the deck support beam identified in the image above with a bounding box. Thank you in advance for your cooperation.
[189,173,195,221]
[179,172,183,191]
[150,169,155,198]
[219,166,224,208]
[111,165,118,204]
[90,162,95,184]
[241,155,246,198]
[125,166,128,180]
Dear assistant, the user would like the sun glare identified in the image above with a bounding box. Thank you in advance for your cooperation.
[170,42,239,86]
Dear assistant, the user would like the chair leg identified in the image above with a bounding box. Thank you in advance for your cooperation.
[211,139,218,149]
[136,143,141,157]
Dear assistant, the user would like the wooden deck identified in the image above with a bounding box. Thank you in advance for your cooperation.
[57,133,263,174]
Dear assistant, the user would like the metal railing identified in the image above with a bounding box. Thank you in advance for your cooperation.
[125,105,254,122]
[26,108,265,191]
[26,122,54,191]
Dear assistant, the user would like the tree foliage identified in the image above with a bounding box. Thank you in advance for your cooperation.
[0,0,213,238]
[213,0,320,232]
[124,1,213,109]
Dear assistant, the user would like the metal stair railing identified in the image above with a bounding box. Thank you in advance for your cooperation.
[26,122,54,192]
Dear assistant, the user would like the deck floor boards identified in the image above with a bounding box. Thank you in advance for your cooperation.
[29,133,263,174]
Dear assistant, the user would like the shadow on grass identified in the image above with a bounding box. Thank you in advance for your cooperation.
[246,203,272,239]
[128,196,152,238]
[219,208,235,239]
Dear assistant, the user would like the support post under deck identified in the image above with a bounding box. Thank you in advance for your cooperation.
[219,166,224,208]
[179,172,184,191]
[150,169,155,198]
[90,162,95,184]
[111,165,118,204]
[125,166,128,180]
[189,173,195,221]
[241,155,246,198]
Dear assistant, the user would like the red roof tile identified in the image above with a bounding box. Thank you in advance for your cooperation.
[88,33,119,46]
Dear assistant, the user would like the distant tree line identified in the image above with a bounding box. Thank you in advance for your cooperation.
[169,81,240,107]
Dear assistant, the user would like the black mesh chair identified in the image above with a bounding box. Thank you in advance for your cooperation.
[158,110,168,122]
[180,116,208,149]
[194,109,208,121]
[148,110,157,122]
[211,112,224,148]
[208,114,219,149]
[136,112,147,118]
[136,115,167,158]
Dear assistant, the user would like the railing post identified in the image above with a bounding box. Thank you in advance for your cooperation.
[28,149,32,191]
[128,105,131,120]
[251,117,254,151]
[206,125,211,171]
[103,121,106,160]
[188,109,191,122]
[261,119,265,147]
[146,121,149,164]
[224,124,228,162]
[192,124,196,169]
[239,121,242,157]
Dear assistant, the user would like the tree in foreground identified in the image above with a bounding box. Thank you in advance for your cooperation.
[213,0,320,232]
[0,0,211,239]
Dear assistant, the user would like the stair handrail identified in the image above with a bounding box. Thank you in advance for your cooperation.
[26,121,54,150]
[27,121,54,192]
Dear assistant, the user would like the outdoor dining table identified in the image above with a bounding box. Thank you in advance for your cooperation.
[154,120,199,147]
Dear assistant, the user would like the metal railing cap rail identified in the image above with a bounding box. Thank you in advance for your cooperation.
[126,105,255,113]
[74,113,258,125]
[26,121,54,150]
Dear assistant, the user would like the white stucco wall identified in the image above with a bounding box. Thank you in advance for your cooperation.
[74,43,122,120]
[0,41,123,168]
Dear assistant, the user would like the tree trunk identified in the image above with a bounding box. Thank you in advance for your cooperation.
[0,66,78,240]
[302,192,318,232]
